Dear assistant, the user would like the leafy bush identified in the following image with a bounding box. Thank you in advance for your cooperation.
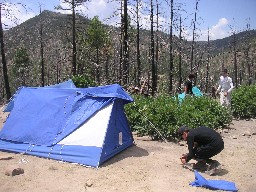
[177,96,232,129]
[72,74,96,88]
[125,95,232,141]
[231,85,256,119]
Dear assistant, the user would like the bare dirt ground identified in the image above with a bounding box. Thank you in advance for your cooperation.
[0,108,256,192]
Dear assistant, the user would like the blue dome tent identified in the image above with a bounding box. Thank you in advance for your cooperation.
[0,81,134,168]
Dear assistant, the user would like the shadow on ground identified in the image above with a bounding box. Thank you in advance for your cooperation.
[101,144,149,167]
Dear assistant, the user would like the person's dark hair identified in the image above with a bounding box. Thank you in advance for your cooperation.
[223,68,228,73]
[177,126,190,136]
[188,74,195,79]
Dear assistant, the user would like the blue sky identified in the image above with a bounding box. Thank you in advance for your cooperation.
[2,0,256,41]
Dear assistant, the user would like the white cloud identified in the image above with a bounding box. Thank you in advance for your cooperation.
[191,18,230,41]
[55,1,72,14]
[209,18,229,40]
[2,3,36,30]
[55,0,119,25]
[86,0,119,23]
[213,18,228,29]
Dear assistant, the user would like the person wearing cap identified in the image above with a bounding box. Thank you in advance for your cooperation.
[184,74,196,95]
[178,126,224,168]
[216,69,234,108]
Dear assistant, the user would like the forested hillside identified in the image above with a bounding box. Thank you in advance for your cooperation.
[1,10,256,100]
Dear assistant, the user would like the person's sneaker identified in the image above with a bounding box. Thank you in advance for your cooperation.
[192,160,208,171]
[205,160,222,176]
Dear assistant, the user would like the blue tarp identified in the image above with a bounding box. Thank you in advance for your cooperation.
[177,86,203,103]
[190,171,238,191]
[0,84,133,146]
[192,86,203,97]
[2,79,76,112]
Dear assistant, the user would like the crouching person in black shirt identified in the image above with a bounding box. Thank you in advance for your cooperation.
[178,126,224,171]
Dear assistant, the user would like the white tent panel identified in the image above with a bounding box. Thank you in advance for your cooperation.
[59,103,113,147]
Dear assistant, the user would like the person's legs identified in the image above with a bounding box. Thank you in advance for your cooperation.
[219,92,226,106]
[225,93,231,108]
[194,143,224,161]
[192,144,224,172]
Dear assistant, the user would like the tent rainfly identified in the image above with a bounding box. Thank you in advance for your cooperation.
[0,81,134,167]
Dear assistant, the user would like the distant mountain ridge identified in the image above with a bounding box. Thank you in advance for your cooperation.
[4,10,256,60]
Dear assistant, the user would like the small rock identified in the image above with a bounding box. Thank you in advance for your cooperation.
[0,155,14,160]
[49,165,58,170]
[242,132,252,136]
[136,136,152,141]
[85,179,93,187]
[5,166,24,176]
[232,136,237,139]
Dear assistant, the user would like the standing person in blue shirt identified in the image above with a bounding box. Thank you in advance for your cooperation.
[216,69,234,108]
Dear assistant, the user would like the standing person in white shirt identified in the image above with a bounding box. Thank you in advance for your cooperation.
[216,69,234,108]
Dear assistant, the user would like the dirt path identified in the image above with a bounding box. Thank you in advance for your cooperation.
[0,108,256,192]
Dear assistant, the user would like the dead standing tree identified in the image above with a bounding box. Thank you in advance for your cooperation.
[150,0,157,95]
[244,19,253,84]
[205,28,210,93]
[168,0,174,94]
[232,31,238,88]
[135,0,142,88]
[39,5,45,87]
[0,2,14,100]
[155,0,159,93]
[178,16,182,89]
[56,0,91,76]
[119,0,129,86]
[189,0,199,74]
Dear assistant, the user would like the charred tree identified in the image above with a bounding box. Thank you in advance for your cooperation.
[205,28,210,93]
[0,4,11,100]
[135,0,142,88]
[122,0,129,86]
[39,6,45,86]
[150,0,156,95]
[56,0,90,76]
[168,0,174,94]
[155,0,159,92]
[233,32,238,88]
[190,0,199,73]
[178,16,182,88]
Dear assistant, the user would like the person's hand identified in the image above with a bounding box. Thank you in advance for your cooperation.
[180,157,187,164]
[180,154,187,164]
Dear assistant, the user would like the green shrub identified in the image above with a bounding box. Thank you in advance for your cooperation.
[177,96,232,129]
[125,95,232,141]
[231,85,256,119]
[72,74,96,88]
